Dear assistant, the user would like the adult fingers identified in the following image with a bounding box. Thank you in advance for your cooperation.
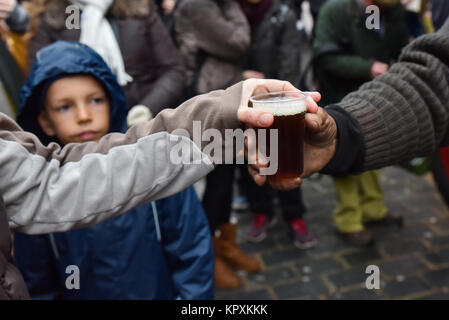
[240,79,296,109]
[237,107,274,128]
[268,176,302,190]
[306,91,321,102]
[304,108,327,132]
[248,165,267,186]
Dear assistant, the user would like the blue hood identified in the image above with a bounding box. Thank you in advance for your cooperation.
[17,41,128,144]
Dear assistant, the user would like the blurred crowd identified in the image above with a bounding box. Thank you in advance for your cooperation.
[0,0,447,299]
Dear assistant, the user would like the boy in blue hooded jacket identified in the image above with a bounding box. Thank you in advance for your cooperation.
[13,41,214,300]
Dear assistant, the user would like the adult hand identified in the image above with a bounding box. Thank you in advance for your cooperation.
[0,0,16,20]
[237,78,319,130]
[242,70,265,80]
[237,79,328,190]
[370,61,389,79]
[302,107,337,177]
[245,106,337,191]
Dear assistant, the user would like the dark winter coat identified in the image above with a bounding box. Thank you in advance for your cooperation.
[243,0,301,85]
[313,0,409,105]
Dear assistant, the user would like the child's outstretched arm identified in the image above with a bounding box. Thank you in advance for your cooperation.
[0,80,307,234]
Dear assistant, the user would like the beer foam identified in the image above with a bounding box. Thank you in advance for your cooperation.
[251,96,306,116]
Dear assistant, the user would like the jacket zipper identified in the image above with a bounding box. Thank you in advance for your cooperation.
[48,234,60,260]
[151,202,161,242]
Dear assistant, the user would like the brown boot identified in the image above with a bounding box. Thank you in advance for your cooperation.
[337,229,375,248]
[216,223,262,272]
[214,255,241,289]
[365,211,404,229]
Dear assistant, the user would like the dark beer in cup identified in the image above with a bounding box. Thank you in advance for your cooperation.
[250,91,307,185]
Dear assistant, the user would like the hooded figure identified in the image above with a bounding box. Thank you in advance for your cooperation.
[13,41,214,300]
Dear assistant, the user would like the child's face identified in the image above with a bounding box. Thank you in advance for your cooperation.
[38,75,111,144]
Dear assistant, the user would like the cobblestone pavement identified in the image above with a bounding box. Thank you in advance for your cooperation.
[214,166,449,300]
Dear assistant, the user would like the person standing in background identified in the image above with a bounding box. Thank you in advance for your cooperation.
[174,0,261,290]
[313,0,408,247]
[236,0,317,249]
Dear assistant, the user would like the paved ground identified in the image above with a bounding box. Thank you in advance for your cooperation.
[214,166,449,300]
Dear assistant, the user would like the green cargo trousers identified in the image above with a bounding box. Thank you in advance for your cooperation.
[333,170,388,233]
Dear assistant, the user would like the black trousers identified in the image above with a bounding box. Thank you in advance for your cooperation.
[202,165,307,233]
[238,166,306,222]
[202,165,235,233]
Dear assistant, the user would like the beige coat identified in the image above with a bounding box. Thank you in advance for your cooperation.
[174,0,250,94]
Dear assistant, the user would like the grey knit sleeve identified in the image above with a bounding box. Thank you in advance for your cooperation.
[336,25,449,171]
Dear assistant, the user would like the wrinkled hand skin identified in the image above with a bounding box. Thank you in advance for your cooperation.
[248,106,338,191]
[303,107,337,177]
[236,78,333,191]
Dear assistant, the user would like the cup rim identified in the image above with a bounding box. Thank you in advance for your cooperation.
[249,90,308,104]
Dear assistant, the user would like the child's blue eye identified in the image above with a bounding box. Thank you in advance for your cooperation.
[57,105,70,112]
[92,97,105,104]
